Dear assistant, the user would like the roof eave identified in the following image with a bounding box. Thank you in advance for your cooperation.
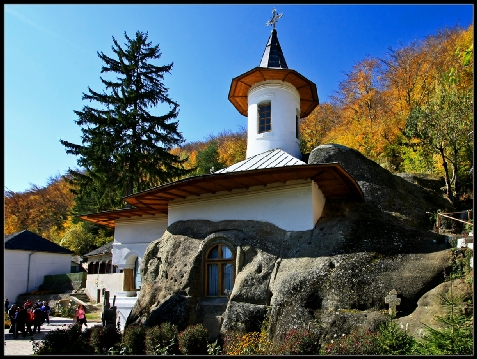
[79,163,363,228]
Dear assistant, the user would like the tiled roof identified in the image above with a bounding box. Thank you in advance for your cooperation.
[4,230,74,254]
[215,148,305,173]
[83,241,113,257]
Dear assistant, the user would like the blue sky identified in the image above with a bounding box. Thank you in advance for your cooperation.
[4,4,474,193]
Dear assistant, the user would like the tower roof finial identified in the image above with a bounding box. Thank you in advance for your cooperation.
[266,8,283,30]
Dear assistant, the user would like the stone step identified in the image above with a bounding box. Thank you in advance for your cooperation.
[69,294,90,304]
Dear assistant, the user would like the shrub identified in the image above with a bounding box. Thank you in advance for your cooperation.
[145,322,179,355]
[272,328,321,355]
[376,319,417,354]
[222,330,272,355]
[450,248,473,280]
[5,312,11,329]
[178,323,209,355]
[320,327,381,355]
[32,324,94,355]
[207,340,222,355]
[413,280,474,355]
[53,301,76,318]
[89,325,121,355]
[122,324,146,354]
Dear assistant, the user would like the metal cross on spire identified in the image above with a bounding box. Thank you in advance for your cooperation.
[266,8,283,30]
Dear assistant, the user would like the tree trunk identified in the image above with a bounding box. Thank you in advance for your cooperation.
[439,146,455,206]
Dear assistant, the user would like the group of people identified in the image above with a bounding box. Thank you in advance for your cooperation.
[6,299,51,339]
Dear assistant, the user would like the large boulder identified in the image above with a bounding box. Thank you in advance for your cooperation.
[127,144,456,345]
[308,144,451,228]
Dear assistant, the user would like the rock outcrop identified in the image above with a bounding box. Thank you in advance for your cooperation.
[127,144,455,344]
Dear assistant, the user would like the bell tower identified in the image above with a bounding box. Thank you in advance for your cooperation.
[228,9,319,159]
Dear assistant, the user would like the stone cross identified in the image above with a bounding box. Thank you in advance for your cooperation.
[385,289,401,318]
[266,8,283,29]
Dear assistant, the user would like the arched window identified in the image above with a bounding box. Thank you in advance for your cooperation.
[206,244,235,297]
[258,101,271,133]
[134,257,141,290]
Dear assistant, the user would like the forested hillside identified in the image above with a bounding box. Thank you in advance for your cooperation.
[4,24,473,254]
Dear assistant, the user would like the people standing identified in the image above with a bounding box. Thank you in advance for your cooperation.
[14,306,27,339]
[33,304,43,333]
[8,304,17,334]
[5,298,9,313]
[41,301,51,324]
[24,299,33,309]
[25,306,35,336]
[75,304,87,330]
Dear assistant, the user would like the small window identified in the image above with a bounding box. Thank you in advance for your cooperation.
[206,244,235,297]
[134,257,142,290]
[258,102,271,133]
[296,115,300,139]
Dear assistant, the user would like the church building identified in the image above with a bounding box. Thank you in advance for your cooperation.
[80,9,363,330]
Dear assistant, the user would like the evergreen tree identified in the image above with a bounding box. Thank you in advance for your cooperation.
[61,31,190,213]
[414,279,473,355]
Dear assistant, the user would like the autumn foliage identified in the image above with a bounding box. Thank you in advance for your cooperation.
[4,175,74,239]
[300,24,473,203]
[4,24,473,252]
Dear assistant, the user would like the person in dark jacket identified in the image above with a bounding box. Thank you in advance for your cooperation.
[5,298,9,313]
[14,306,27,339]
[32,304,43,333]
[41,301,51,324]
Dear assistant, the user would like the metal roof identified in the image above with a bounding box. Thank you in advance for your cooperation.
[79,156,364,228]
[228,27,319,118]
[215,149,305,173]
[83,241,113,257]
[259,29,288,69]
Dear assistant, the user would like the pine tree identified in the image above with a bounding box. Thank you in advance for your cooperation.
[414,274,474,355]
[61,31,190,212]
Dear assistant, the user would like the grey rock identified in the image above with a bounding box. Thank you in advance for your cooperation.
[126,144,454,345]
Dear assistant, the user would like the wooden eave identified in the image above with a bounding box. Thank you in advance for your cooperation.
[228,67,319,118]
[78,207,163,228]
[79,163,363,228]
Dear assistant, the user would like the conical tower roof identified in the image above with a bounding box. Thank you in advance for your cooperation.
[259,29,288,69]
[228,9,319,118]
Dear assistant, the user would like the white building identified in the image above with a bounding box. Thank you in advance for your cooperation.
[4,230,74,304]
[80,13,363,331]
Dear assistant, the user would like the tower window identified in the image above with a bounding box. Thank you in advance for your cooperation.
[206,244,235,297]
[296,115,300,139]
[258,102,271,133]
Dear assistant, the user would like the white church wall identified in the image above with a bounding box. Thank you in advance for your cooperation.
[112,214,168,269]
[169,180,326,231]
[5,250,71,304]
[85,272,124,304]
[312,181,326,225]
[247,81,301,158]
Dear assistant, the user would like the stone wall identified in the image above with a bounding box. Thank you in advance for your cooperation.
[15,293,72,309]
[85,272,125,304]
[38,272,87,293]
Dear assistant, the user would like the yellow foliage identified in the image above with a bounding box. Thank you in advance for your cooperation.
[4,175,75,237]
[300,103,340,153]
[223,331,272,355]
